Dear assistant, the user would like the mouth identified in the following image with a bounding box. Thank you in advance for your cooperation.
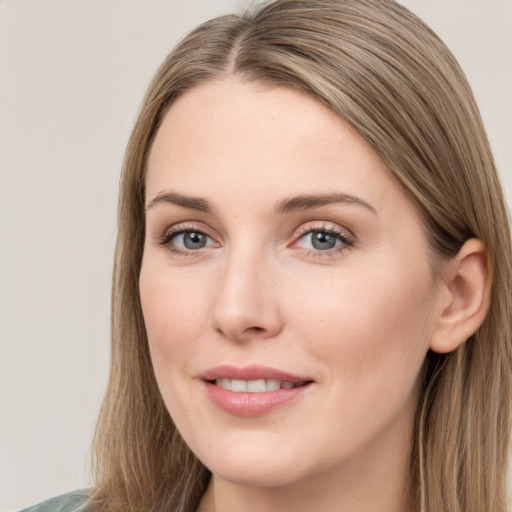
[201,364,313,389]
[211,378,310,392]
[201,365,314,417]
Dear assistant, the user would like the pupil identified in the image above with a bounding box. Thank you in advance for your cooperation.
[184,232,206,249]
[312,231,336,250]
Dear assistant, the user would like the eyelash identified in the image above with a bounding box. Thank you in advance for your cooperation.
[157,223,214,256]
[157,222,354,257]
[293,223,354,257]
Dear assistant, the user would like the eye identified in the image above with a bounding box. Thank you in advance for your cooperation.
[294,226,353,254]
[173,231,210,250]
[158,225,218,255]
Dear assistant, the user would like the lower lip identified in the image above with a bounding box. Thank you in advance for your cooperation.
[204,381,311,417]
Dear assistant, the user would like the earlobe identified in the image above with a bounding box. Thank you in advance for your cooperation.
[429,239,491,354]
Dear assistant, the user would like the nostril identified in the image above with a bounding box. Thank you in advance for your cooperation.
[247,326,265,333]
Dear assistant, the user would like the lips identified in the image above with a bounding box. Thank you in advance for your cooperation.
[202,364,311,382]
[215,378,305,392]
[201,365,313,417]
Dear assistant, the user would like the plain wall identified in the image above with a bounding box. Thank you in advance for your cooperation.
[1,1,510,510]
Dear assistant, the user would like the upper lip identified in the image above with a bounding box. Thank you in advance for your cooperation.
[201,364,312,383]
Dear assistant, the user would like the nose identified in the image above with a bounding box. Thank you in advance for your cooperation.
[210,247,283,342]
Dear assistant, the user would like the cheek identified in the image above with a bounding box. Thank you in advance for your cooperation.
[139,261,213,438]
[139,261,210,369]
[288,264,435,393]
[279,267,435,456]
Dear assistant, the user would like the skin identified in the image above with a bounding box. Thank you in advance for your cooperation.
[140,79,452,512]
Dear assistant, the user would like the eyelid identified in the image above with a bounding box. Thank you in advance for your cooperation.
[290,221,355,255]
[156,222,220,254]
[292,221,354,242]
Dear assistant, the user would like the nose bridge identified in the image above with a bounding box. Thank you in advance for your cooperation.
[211,238,282,341]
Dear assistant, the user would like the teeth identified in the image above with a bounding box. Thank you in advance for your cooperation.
[231,379,247,392]
[218,378,231,390]
[247,379,266,392]
[266,378,280,391]
[214,378,304,392]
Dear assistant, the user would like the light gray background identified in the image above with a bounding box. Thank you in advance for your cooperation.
[1,1,511,510]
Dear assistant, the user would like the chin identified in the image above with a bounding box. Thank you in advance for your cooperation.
[210,460,303,488]
[196,438,308,488]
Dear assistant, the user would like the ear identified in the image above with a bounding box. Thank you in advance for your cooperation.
[430,238,492,354]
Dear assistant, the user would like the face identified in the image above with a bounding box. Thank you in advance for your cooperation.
[140,79,443,489]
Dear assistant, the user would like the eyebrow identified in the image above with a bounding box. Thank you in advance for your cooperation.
[145,190,377,216]
[145,191,213,213]
[275,193,377,215]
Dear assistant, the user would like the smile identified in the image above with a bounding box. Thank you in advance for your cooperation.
[202,365,314,417]
[214,378,308,392]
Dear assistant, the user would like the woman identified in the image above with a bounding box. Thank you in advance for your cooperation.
[22,0,511,511]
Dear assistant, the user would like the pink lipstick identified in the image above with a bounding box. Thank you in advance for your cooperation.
[202,365,313,417]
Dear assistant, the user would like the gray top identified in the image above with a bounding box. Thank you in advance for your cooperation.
[18,490,92,512]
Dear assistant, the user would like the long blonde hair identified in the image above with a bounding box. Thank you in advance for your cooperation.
[91,1,512,511]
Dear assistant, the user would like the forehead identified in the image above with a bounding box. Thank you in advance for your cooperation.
[146,78,413,222]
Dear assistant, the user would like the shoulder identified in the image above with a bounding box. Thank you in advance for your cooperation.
[17,490,92,512]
